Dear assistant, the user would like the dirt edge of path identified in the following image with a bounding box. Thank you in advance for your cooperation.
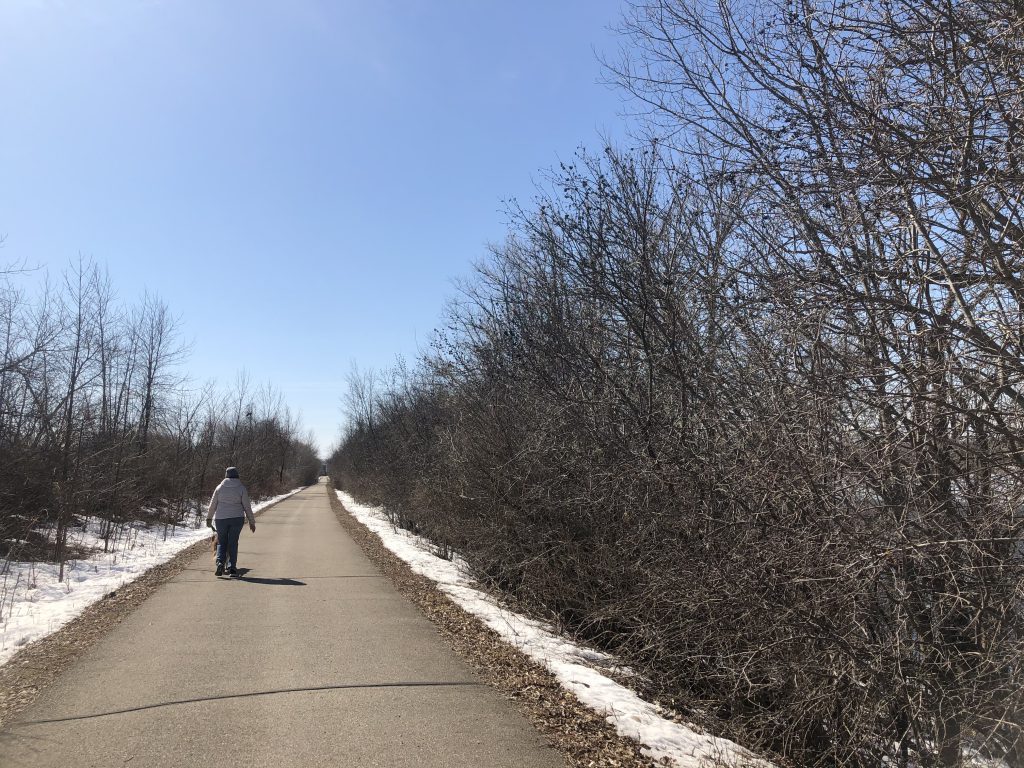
[0,488,303,727]
[328,485,666,768]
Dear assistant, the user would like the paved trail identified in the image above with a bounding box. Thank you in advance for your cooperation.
[0,482,563,767]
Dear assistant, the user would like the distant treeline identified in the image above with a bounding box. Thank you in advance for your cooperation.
[0,259,320,578]
[330,1,1023,766]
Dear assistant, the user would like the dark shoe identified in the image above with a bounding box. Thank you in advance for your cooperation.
[215,563,224,576]
[228,567,238,577]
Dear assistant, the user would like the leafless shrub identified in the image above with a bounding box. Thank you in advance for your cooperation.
[331,2,1024,760]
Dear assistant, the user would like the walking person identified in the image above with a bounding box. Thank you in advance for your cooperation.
[206,466,256,577]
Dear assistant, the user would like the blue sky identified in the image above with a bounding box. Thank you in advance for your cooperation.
[0,0,635,455]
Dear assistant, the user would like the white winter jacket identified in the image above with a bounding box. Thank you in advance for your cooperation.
[207,478,255,525]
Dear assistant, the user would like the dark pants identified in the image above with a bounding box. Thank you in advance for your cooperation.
[215,517,245,568]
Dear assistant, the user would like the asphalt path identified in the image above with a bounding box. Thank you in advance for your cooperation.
[0,481,564,767]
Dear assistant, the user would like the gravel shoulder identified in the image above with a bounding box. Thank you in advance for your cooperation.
[328,488,665,768]
[0,533,210,726]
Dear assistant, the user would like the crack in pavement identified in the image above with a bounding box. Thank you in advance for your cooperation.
[12,680,484,726]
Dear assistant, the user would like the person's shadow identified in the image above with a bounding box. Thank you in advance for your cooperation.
[233,568,305,586]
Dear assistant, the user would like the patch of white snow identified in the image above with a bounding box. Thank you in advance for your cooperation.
[0,488,304,666]
[337,489,772,768]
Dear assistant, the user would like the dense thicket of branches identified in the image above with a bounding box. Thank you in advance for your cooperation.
[331,1,1023,765]
[0,260,320,576]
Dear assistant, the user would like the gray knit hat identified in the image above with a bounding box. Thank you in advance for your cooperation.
[225,466,239,479]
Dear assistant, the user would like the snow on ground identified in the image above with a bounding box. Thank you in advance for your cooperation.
[0,488,304,666]
[337,490,773,768]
